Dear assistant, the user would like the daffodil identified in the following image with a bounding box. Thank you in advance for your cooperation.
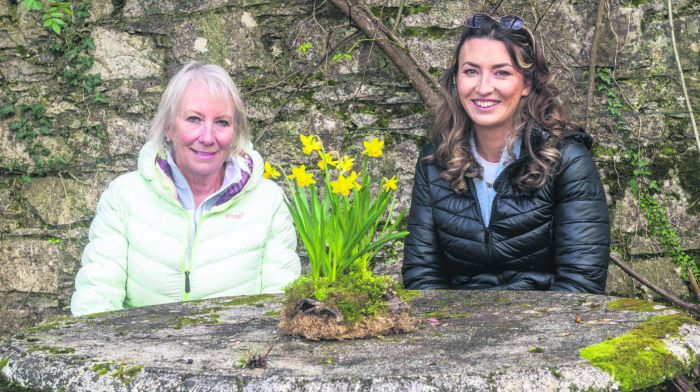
[362,137,384,158]
[263,161,280,179]
[300,134,322,155]
[288,165,316,187]
[347,170,362,190]
[317,152,337,170]
[382,176,398,192]
[330,174,354,196]
[336,155,354,172]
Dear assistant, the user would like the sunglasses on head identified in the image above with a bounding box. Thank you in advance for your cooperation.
[466,14,525,30]
[465,14,533,47]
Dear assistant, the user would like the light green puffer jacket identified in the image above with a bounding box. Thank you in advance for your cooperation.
[71,142,300,316]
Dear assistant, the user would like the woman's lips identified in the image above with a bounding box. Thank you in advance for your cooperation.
[190,148,217,160]
[472,99,500,111]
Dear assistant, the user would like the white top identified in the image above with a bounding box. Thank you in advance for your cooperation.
[472,150,500,188]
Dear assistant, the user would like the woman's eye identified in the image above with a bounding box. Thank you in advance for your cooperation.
[216,120,230,127]
[496,70,512,77]
[463,69,477,75]
[186,116,200,123]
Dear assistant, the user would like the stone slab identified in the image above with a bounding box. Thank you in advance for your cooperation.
[0,238,60,293]
[89,27,164,81]
[2,290,699,391]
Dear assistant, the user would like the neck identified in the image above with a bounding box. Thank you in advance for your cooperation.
[184,169,225,208]
[474,126,513,163]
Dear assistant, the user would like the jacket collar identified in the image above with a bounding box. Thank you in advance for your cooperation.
[137,141,265,207]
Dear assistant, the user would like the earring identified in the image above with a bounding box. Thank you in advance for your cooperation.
[452,75,458,98]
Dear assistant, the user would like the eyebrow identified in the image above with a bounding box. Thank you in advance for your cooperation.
[462,61,514,69]
[184,109,233,119]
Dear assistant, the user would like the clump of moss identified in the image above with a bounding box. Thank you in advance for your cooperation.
[91,362,111,376]
[222,294,274,307]
[25,316,74,334]
[27,345,75,355]
[173,313,221,330]
[111,364,142,386]
[607,298,658,312]
[280,270,414,339]
[421,307,470,320]
[580,314,697,391]
[0,356,9,370]
[284,270,392,323]
[395,287,420,302]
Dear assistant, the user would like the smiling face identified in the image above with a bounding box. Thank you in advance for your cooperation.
[456,37,530,137]
[166,80,235,188]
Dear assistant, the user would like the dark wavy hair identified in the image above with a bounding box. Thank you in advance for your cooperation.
[427,16,573,193]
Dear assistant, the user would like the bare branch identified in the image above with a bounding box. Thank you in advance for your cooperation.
[610,253,700,313]
[327,0,441,113]
[584,0,607,130]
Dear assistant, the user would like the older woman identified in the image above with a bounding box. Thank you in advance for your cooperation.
[402,15,610,293]
[71,62,300,316]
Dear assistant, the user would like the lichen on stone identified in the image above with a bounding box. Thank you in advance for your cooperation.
[607,297,659,312]
[27,345,75,355]
[172,313,221,329]
[221,294,274,307]
[579,314,698,391]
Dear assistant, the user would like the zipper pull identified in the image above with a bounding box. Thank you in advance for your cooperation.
[185,271,191,293]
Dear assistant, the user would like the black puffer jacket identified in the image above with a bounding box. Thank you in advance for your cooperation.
[401,129,610,293]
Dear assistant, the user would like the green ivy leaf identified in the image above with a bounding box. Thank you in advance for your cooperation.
[297,42,313,54]
[22,0,42,12]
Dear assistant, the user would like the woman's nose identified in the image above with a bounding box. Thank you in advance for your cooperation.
[476,75,494,95]
[198,122,214,144]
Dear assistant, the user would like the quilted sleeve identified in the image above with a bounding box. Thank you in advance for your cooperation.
[71,181,128,316]
[401,153,451,289]
[260,186,301,293]
[550,141,611,293]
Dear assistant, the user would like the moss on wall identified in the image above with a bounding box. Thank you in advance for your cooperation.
[580,314,697,391]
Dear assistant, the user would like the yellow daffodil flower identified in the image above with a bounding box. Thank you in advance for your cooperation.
[362,137,384,158]
[263,161,280,179]
[337,155,354,172]
[317,152,338,170]
[330,174,354,196]
[300,134,322,155]
[347,171,362,190]
[288,165,316,187]
[382,176,398,191]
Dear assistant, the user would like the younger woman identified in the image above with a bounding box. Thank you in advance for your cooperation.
[402,15,610,293]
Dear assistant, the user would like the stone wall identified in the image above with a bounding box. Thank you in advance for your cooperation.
[0,0,698,338]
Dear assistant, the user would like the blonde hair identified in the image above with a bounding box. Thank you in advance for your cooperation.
[149,61,250,156]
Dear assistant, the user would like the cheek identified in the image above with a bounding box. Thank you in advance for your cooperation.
[216,128,235,148]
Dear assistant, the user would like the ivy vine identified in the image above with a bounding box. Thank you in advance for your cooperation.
[1,1,106,180]
[595,66,699,287]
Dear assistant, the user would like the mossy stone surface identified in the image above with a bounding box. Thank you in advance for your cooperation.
[580,314,697,391]
[2,291,699,391]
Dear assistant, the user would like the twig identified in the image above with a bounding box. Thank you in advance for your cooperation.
[254,31,363,143]
[584,0,607,130]
[329,0,441,112]
[392,0,404,32]
[489,0,505,15]
[666,0,700,154]
[687,267,700,302]
[17,287,33,311]
[610,254,700,313]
